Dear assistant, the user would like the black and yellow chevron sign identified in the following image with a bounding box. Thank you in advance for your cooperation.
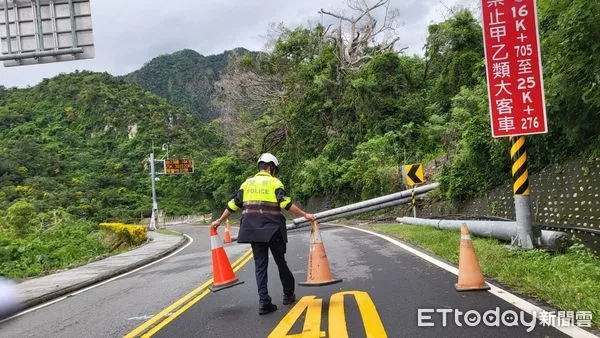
[404,164,424,186]
[510,136,530,195]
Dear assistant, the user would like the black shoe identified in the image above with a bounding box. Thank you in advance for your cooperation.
[283,293,296,305]
[259,303,277,315]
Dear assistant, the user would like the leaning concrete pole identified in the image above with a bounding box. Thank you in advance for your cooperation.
[397,217,565,249]
[288,183,439,230]
[510,136,539,249]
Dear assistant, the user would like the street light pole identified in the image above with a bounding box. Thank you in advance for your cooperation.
[149,152,158,231]
[162,143,169,159]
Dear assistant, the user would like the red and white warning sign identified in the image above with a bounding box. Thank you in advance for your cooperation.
[482,0,548,137]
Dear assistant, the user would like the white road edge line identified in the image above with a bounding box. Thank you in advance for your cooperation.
[0,234,194,324]
[340,225,598,338]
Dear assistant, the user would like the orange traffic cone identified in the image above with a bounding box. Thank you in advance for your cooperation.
[455,224,490,291]
[223,218,232,244]
[298,221,342,287]
[209,227,244,292]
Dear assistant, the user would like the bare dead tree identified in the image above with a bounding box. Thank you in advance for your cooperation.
[319,0,405,71]
[214,53,284,148]
[216,61,281,114]
[261,22,286,53]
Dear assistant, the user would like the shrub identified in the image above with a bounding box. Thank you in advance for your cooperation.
[6,200,36,237]
[99,222,148,246]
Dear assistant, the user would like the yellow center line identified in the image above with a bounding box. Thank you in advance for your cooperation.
[141,252,254,338]
[124,248,253,338]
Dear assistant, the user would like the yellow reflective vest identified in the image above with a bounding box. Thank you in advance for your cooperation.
[227,171,293,243]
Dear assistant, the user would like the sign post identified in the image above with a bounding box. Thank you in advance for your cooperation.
[403,164,424,218]
[147,150,194,230]
[482,0,547,249]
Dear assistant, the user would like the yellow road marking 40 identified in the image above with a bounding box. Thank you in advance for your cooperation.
[269,291,387,338]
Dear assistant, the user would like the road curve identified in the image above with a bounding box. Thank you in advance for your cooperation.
[0,225,247,338]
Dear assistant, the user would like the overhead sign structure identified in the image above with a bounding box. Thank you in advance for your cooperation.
[0,0,95,67]
[404,164,424,186]
[165,159,194,175]
[482,0,547,137]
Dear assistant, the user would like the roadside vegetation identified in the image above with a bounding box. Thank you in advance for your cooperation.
[157,228,183,237]
[99,222,148,247]
[374,224,600,328]
[0,204,148,279]
[0,220,107,279]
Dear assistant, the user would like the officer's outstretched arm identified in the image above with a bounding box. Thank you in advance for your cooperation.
[211,209,232,229]
[289,204,316,222]
[211,189,243,229]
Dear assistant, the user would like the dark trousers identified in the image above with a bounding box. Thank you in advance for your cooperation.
[250,230,295,305]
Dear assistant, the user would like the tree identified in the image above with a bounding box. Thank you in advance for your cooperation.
[319,0,403,71]
[6,200,36,237]
[214,52,283,151]
[537,0,600,151]
[424,9,483,113]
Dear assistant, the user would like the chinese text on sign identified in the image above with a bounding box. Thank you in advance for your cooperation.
[482,0,548,137]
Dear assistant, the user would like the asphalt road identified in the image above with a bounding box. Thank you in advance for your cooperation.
[147,225,568,338]
[0,224,583,337]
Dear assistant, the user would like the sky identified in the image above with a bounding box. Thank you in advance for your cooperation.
[0,0,476,88]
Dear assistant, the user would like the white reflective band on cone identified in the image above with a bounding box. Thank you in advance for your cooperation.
[211,235,223,249]
[461,235,471,241]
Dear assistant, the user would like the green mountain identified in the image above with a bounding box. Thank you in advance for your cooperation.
[123,48,250,121]
[0,71,223,223]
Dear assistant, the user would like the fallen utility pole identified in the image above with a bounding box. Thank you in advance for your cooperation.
[397,217,568,251]
[291,197,413,229]
[288,183,439,230]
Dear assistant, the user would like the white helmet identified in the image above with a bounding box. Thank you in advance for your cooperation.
[257,153,279,167]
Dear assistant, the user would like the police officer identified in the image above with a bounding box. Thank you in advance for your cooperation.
[211,153,316,315]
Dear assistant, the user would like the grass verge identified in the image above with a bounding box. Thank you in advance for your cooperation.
[0,221,111,280]
[0,221,149,280]
[374,223,600,328]
[157,228,183,236]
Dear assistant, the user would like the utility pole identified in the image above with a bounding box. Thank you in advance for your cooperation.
[149,152,158,231]
[510,136,540,249]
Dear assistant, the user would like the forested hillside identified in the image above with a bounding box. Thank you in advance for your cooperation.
[208,0,599,209]
[0,72,223,227]
[123,48,253,122]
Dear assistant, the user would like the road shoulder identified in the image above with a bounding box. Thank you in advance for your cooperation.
[16,230,188,309]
